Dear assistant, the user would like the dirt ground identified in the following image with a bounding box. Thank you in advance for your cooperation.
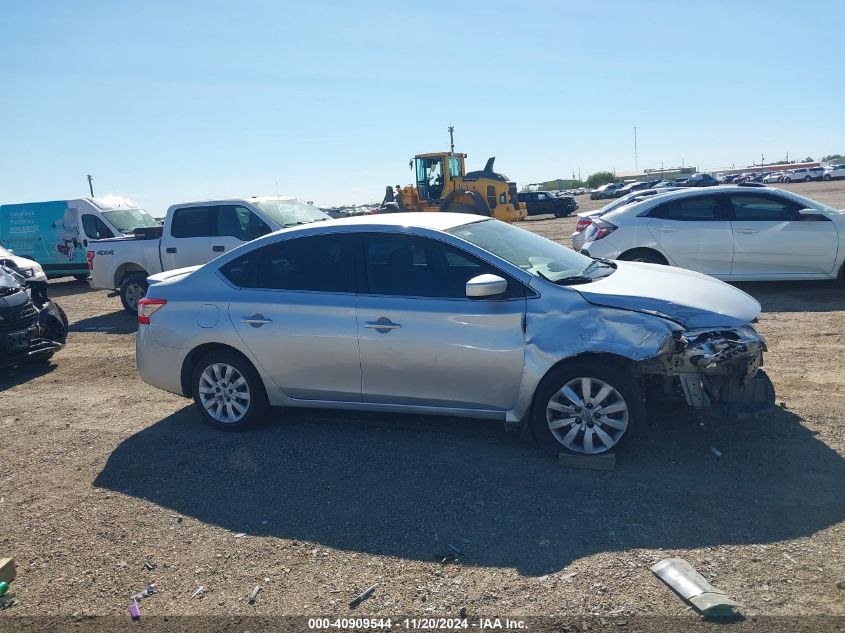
[1,181,844,626]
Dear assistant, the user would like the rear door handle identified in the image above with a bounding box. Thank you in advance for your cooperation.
[240,314,272,327]
[212,245,225,252]
[165,247,177,254]
[656,227,678,233]
[364,319,402,330]
[734,228,759,234]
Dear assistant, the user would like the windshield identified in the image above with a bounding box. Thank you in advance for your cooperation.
[253,199,330,228]
[447,219,610,284]
[101,208,160,234]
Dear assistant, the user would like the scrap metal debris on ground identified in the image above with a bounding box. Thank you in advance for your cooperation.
[349,584,377,609]
[651,557,740,617]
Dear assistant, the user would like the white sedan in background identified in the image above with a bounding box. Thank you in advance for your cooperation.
[580,185,845,281]
[570,188,679,252]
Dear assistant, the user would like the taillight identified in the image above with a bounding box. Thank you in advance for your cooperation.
[575,219,591,232]
[592,220,618,240]
[137,298,166,324]
[86,250,95,270]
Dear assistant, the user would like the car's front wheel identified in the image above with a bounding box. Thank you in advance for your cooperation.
[532,360,644,455]
[554,207,571,218]
[824,174,831,181]
[192,350,269,431]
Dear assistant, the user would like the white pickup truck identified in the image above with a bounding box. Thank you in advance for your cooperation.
[88,197,331,312]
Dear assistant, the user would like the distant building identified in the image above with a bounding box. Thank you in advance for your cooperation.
[616,166,696,182]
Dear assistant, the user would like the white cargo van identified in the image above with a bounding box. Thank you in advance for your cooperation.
[0,197,159,279]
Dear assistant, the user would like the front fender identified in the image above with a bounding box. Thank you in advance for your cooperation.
[507,292,680,423]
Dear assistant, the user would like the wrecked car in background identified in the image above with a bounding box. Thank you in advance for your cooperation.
[134,213,774,455]
[0,247,68,368]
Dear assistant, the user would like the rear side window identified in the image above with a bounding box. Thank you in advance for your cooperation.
[650,196,723,220]
[729,194,800,221]
[171,207,212,237]
[221,234,353,292]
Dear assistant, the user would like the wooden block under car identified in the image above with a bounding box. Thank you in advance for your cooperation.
[559,452,616,471]
[0,558,15,584]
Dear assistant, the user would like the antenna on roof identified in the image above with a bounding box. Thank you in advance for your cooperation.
[448,125,455,153]
[275,178,281,200]
[87,174,94,197]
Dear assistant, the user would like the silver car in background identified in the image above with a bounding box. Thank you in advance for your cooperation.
[136,213,773,455]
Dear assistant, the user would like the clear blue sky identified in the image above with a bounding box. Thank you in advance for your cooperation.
[1,0,843,215]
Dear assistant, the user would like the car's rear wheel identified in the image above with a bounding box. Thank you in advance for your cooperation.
[804,175,811,182]
[119,273,148,314]
[192,350,269,431]
[532,359,644,455]
[618,248,668,265]
[824,174,831,181]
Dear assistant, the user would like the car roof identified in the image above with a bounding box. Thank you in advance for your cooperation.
[293,211,483,232]
[602,184,789,219]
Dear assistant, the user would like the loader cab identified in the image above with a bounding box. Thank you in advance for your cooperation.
[415,152,465,202]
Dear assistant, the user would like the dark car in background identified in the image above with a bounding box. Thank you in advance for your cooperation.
[517,191,578,217]
[682,173,719,187]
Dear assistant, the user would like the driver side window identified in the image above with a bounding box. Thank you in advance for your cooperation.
[82,214,115,239]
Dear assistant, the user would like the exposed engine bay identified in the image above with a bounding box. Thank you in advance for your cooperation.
[0,258,68,368]
[640,325,775,418]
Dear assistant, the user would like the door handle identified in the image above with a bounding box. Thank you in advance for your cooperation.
[656,227,678,233]
[240,314,272,327]
[734,228,759,234]
[165,247,177,254]
[212,245,225,252]
[364,319,402,330]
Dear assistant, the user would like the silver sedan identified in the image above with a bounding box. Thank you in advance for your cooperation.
[136,213,773,455]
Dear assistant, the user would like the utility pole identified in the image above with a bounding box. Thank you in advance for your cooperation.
[448,126,455,153]
[87,174,94,197]
[633,126,638,174]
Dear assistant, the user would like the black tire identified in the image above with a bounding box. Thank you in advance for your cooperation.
[440,189,491,216]
[824,174,831,181]
[73,274,89,281]
[191,350,269,431]
[553,207,571,218]
[784,177,792,183]
[119,273,148,314]
[531,358,645,455]
[804,176,811,182]
[618,248,668,265]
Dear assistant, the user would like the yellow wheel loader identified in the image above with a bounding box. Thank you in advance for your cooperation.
[382,149,527,223]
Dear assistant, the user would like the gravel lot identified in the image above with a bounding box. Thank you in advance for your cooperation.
[1,181,843,624]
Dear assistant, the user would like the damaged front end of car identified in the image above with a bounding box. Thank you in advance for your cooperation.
[0,261,69,368]
[640,325,775,419]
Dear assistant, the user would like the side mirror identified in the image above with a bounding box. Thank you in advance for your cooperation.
[466,274,508,299]
[798,208,822,219]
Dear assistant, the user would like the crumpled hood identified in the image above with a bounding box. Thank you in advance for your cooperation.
[574,261,761,328]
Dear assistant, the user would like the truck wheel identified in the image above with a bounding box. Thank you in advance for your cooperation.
[120,273,148,314]
[553,207,572,218]
[192,350,269,431]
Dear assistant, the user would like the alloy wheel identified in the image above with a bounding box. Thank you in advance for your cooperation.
[198,363,251,424]
[546,376,629,454]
